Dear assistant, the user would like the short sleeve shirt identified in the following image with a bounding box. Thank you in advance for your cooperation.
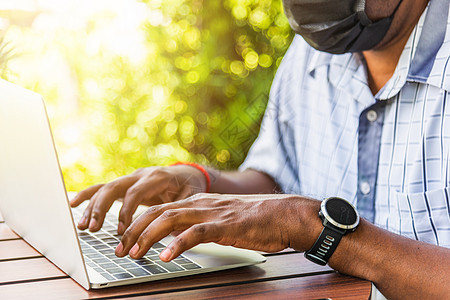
[240,1,450,247]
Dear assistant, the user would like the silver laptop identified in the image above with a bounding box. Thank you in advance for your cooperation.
[0,79,266,289]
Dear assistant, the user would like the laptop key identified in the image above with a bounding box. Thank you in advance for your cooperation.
[114,273,133,279]
[156,261,184,272]
[99,248,114,254]
[105,253,118,259]
[119,262,140,269]
[92,244,109,250]
[134,258,153,266]
[103,237,118,243]
[128,268,150,277]
[152,242,165,249]
[111,256,128,261]
[183,263,202,270]
[87,253,103,260]
[106,268,125,275]
[146,249,159,255]
[92,257,110,264]
[99,262,117,269]
[144,254,160,261]
[94,234,110,239]
[173,257,193,264]
[142,264,168,274]
[88,240,103,246]
[107,241,120,247]
[82,249,96,255]
[100,272,115,281]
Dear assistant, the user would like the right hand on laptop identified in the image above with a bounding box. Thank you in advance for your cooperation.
[70,165,208,234]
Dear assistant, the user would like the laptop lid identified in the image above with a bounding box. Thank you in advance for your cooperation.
[0,79,90,289]
[0,79,266,290]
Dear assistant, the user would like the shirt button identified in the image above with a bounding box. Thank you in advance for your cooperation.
[360,181,371,195]
[366,110,378,122]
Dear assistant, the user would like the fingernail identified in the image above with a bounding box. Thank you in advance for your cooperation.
[118,222,125,235]
[130,244,139,256]
[160,248,172,261]
[89,218,97,230]
[116,242,123,255]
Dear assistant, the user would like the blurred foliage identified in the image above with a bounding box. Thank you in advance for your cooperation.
[4,0,293,191]
[0,35,13,78]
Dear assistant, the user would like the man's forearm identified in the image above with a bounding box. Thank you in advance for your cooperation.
[328,219,450,299]
[287,202,450,299]
[202,167,450,298]
[206,168,280,194]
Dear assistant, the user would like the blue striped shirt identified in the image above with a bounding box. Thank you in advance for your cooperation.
[241,1,450,247]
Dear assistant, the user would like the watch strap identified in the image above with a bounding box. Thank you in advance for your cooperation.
[304,226,343,266]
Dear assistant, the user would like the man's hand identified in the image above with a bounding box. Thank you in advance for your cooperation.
[70,165,207,234]
[114,193,322,261]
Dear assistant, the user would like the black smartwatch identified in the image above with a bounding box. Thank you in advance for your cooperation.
[304,197,360,266]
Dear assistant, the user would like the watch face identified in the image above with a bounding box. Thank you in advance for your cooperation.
[324,197,358,226]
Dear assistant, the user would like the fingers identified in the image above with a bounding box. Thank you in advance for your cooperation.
[115,206,163,257]
[133,208,208,259]
[118,176,167,234]
[70,184,104,207]
[113,194,294,262]
[86,190,116,232]
[116,206,207,259]
[117,168,198,234]
[77,200,94,230]
[160,222,221,262]
[75,185,107,230]
[76,166,205,233]
[79,176,139,232]
[116,204,175,257]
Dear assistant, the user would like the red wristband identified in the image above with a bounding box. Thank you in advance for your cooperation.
[170,162,211,193]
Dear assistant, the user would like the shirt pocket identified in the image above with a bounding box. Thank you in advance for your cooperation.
[391,187,450,247]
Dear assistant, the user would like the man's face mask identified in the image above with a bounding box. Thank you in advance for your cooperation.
[282,0,403,54]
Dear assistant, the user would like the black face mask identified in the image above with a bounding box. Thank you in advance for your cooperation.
[282,0,403,54]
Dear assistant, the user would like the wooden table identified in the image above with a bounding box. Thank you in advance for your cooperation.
[0,212,371,299]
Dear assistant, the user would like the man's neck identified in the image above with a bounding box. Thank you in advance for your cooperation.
[362,0,428,95]
[362,34,409,95]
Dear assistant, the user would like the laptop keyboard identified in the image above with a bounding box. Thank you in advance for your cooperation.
[72,207,202,281]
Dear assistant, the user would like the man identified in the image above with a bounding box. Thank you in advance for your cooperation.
[71,0,450,298]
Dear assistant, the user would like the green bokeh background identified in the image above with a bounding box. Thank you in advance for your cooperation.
[1,0,294,191]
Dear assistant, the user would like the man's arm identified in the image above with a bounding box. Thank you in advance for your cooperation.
[326,218,450,299]
[71,165,278,233]
[114,193,450,300]
[207,168,281,194]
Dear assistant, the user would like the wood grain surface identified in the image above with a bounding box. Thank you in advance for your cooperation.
[0,221,371,299]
